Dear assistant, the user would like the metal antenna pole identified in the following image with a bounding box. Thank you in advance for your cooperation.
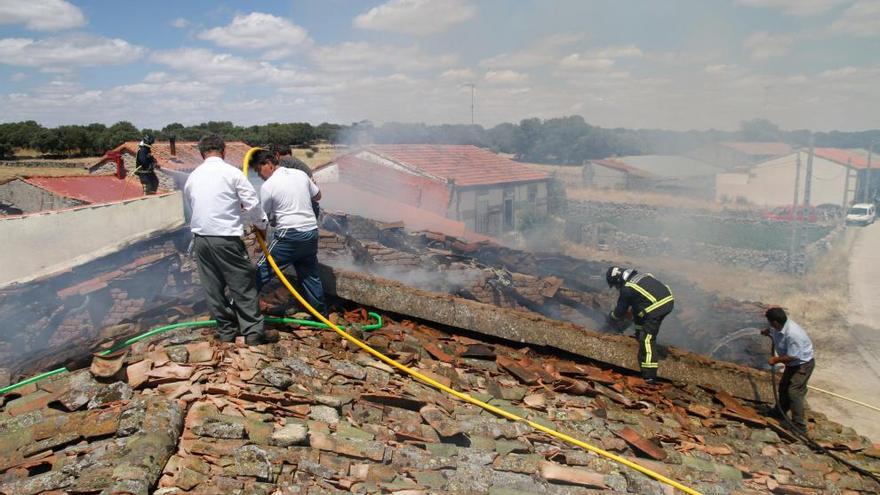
[463,83,476,125]
[865,141,874,203]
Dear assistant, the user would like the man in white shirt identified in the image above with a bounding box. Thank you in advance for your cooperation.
[251,150,326,315]
[184,135,277,346]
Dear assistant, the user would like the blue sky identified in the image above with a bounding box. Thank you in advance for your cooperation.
[0,0,878,131]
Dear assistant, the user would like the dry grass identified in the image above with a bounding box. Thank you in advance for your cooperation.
[0,166,90,181]
[291,144,346,170]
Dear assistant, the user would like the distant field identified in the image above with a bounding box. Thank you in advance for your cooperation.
[291,144,346,169]
[0,166,90,181]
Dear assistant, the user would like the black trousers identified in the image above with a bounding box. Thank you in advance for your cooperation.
[778,358,815,429]
[635,302,673,379]
[137,172,159,195]
[192,235,265,341]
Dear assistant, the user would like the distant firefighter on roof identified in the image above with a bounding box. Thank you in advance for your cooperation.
[134,134,160,195]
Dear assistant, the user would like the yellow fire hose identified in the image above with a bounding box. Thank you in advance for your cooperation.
[243,149,704,495]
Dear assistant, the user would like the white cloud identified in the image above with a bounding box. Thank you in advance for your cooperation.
[0,34,144,68]
[592,45,644,59]
[151,48,316,86]
[0,0,85,31]
[118,76,222,98]
[743,31,794,60]
[440,68,476,81]
[646,50,720,66]
[198,12,310,50]
[736,0,848,16]
[312,42,456,73]
[831,1,880,37]
[558,54,616,71]
[9,72,27,82]
[353,0,475,35]
[170,17,190,29]
[703,64,742,76]
[480,32,584,69]
[483,69,528,85]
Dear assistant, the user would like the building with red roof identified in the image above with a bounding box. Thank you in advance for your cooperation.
[716,147,877,207]
[687,141,794,170]
[88,140,253,190]
[314,145,551,237]
[583,158,655,189]
[0,175,147,215]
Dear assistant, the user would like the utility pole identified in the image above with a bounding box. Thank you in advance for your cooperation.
[803,134,814,211]
[787,151,802,272]
[463,83,476,125]
[865,141,874,204]
[793,135,815,275]
[842,158,852,212]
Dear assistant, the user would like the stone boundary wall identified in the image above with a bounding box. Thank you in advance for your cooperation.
[565,201,835,273]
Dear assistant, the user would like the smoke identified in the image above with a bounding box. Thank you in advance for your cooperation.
[0,238,202,378]
[323,254,483,293]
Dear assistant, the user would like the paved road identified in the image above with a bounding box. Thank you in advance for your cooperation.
[810,222,880,441]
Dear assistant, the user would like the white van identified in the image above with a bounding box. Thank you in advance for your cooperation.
[846,203,876,226]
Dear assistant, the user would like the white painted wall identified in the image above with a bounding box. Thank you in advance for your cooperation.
[0,192,186,288]
[716,152,851,206]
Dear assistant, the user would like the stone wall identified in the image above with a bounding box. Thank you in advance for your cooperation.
[565,201,834,273]
[0,179,84,214]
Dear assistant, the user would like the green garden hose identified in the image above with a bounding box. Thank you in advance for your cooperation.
[0,312,383,396]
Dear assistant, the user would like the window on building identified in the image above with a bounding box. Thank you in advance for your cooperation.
[503,189,514,231]
[476,190,490,233]
[528,184,538,203]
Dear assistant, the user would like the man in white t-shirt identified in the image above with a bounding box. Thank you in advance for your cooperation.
[251,149,326,315]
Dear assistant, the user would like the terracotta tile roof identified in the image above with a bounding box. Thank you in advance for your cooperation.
[330,154,453,216]
[320,181,492,242]
[21,175,145,203]
[589,158,655,178]
[813,147,875,169]
[92,141,253,173]
[719,142,793,157]
[361,145,550,187]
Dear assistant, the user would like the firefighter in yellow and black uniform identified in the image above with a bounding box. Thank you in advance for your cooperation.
[606,266,674,384]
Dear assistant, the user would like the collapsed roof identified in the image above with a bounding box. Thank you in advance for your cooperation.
[0,209,877,495]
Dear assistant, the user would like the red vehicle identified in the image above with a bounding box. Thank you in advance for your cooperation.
[763,205,819,222]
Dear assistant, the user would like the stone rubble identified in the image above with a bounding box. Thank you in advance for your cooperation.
[1,307,877,495]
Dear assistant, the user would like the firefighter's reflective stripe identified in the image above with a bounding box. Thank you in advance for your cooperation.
[645,295,674,314]
[642,334,658,368]
[625,282,656,303]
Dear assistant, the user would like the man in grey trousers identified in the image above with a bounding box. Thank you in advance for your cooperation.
[184,134,278,346]
[763,307,815,434]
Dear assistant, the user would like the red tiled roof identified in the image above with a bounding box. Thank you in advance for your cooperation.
[361,145,550,187]
[22,175,145,204]
[332,154,452,215]
[813,147,874,169]
[92,141,253,173]
[589,158,654,178]
[719,142,793,157]
[320,182,492,242]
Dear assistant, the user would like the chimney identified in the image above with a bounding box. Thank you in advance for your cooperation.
[170,136,176,156]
